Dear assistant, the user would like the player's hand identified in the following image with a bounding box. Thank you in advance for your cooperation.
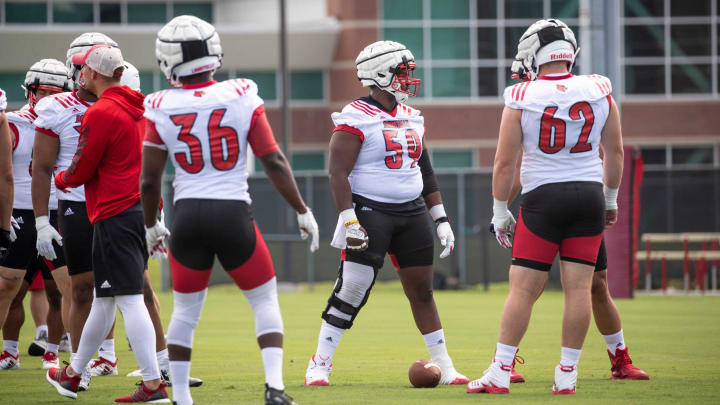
[605,209,618,228]
[340,208,368,252]
[0,228,11,262]
[436,221,455,259]
[36,216,62,260]
[145,219,170,260]
[297,207,320,253]
[9,216,20,242]
[491,199,516,249]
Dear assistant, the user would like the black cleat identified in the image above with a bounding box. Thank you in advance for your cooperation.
[161,369,203,388]
[265,384,297,405]
[28,331,48,356]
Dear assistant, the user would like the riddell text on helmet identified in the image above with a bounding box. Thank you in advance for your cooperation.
[551,53,574,60]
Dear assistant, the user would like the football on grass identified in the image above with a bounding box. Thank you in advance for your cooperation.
[409,360,441,388]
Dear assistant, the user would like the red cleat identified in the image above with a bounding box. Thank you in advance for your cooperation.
[510,352,525,383]
[46,365,81,399]
[608,347,649,380]
[114,382,170,403]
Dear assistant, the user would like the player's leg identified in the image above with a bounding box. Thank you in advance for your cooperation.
[29,275,49,343]
[49,266,71,350]
[305,206,391,386]
[165,199,215,405]
[42,276,63,369]
[591,242,649,380]
[1,278,29,370]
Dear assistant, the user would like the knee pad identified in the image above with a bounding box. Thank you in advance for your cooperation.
[167,289,207,348]
[242,277,283,337]
[321,261,377,330]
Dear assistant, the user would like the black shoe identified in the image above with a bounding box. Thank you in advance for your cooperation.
[28,332,48,356]
[265,384,297,405]
[161,368,203,388]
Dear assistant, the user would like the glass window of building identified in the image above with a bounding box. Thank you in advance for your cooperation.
[127,2,167,24]
[100,3,122,23]
[431,150,474,168]
[53,2,93,24]
[0,73,28,105]
[672,146,715,165]
[290,72,324,100]
[241,72,277,101]
[173,2,213,22]
[5,1,47,23]
[292,152,326,171]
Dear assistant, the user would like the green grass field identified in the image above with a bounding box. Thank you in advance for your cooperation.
[4,268,720,404]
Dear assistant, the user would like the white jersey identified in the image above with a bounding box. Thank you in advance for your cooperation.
[504,74,612,194]
[7,109,58,210]
[34,90,93,202]
[331,97,425,204]
[143,79,263,203]
[0,88,6,111]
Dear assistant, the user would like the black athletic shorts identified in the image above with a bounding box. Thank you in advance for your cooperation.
[2,209,65,271]
[92,203,148,298]
[344,194,434,270]
[169,199,275,292]
[57,200,93,276]
[512,181,605,271]
[24,255,54,284]
[595,238,608,272]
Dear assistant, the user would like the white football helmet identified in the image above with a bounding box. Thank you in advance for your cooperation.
[155,15,222,86]
[66,32,119,85]
[356,40,420,104]
[510,19,578,81]
[23,59,72,107]
[120,61,141,92]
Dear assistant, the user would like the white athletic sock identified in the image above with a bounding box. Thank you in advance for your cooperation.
[602,329,626,355]
[36,325,48,339]
[116,294,160,381]
[99,338,116,363]
[495,342,517,366]
[156,348,169,371]
[170,361,192,405]
[561,347,582,367]
[3,340,18,356]
[262,347,285,390]
[46,343,59,355]
[315,321,345,363]
[424,329,453,370]
[72,297,116,374]
[66,333,72,348]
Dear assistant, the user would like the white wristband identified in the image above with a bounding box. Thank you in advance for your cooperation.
[493,198,509,216]
[605,187,619,210]
[429,204,447,221]
[35,216,50,230]
[340,208,358,226]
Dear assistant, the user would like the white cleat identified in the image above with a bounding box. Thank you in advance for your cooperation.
[552,364,577,395]
[0,351,19,370]
[304,355,331,386]
[466,359,511,394]
[58,335,71,353]
[439,366,470,385]
[42,352,60,369]
[89,357,118,376]
[78,364,92,391]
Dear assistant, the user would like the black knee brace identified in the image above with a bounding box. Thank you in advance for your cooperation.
[321,261,378,329]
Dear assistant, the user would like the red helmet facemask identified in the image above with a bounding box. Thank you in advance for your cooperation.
[27,84,64,108]
[390,60,421,98]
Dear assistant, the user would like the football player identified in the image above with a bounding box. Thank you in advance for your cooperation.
[141,15,319,405]
[0,59,70,371]
[0,88,12,262]
[467,19,624,395]
[303,40,470,387]
[503,152,649,381]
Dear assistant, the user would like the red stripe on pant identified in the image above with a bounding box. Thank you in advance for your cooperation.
[559,234,603,265]
[170,224,275,293]
[511,208,559,266]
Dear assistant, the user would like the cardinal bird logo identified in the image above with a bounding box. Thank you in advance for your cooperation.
[556,84,568,92]
[193,91,205,97]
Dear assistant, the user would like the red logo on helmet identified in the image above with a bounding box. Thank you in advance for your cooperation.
[550,53,574,60]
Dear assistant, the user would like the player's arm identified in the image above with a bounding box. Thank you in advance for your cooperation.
[418,145,454,258]
[141,120,171,259]
[55,112,109,190]
[0,112,13,231]
[31,130,60,217]
[507,150,523,206]
[252,106,319,251]
[599,96,624,227]
[491,106,523,248]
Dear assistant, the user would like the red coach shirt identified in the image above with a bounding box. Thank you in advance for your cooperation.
[55,86,145,224]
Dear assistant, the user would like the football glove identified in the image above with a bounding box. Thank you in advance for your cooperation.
[491,199,516,249]
[145,215,170,260]
[429,205,454,259]
[341,208,368,251]
[9,216,20,242]
[297,207,320,252]
[36,216,62,260]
